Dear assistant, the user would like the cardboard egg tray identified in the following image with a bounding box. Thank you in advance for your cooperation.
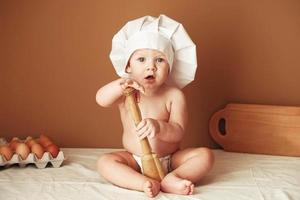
[0,138,65,169]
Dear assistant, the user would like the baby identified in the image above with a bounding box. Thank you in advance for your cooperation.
[96,15,214,198]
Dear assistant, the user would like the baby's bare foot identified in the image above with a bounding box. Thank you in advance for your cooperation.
[142,180,160,198]
[161,173,194,195]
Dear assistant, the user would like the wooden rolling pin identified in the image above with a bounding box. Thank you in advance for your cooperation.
[123,87,165,181]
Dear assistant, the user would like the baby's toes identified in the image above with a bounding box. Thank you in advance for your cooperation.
[143,180,160,198]
[144,181,152,190]
[183,180,193,194]
[188,183,194,195]
[183,180,192,187]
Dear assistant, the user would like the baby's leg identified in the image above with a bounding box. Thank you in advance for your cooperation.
[161,147,214,195]
[97,151,160,198]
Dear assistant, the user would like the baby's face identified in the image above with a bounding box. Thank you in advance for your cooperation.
[127,49,169,90]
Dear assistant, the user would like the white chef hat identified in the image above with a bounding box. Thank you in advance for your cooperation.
[109,14,197,88]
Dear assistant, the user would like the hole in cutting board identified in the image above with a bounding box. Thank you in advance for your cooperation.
[218,118,226,135]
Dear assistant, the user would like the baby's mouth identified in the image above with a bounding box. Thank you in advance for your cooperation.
[144,75,155,80]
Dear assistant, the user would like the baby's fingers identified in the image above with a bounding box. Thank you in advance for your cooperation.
[120,80,129,89]
[131,82,145,94]
[136,120,146,131]
[120,79,144,93]
[125,79,134,85]
[138,85,145,94]
[137,127,150,140]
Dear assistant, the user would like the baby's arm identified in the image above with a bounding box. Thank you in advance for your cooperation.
[96,78,145,107]
[96,78,125,107]
[156,89,188,143]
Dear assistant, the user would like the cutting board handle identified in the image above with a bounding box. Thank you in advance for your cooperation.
[209,109,227,145]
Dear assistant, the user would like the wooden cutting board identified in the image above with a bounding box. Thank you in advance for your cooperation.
[209,103,300,156]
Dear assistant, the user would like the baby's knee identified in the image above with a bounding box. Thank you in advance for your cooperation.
[195,148,215,169]
[97,153,110,164]
[97,153,118,172]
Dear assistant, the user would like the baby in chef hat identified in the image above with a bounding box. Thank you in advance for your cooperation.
[96,15,214,197]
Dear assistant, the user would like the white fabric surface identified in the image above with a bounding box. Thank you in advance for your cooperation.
[0,148,300,200]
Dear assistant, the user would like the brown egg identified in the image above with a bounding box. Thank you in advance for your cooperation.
[25,136,33,141]
[11,137,20,141]
[15,143,30,160]
[9,137,21,150]
[39,134,53,148]
[0,145,14,160]
[25,137,38,148]
[45,143,60,158]
[31,143,45,159]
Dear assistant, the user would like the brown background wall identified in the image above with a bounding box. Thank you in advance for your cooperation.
[1,0,299,148]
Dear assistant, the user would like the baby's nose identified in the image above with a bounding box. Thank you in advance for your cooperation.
[146,62,156,71]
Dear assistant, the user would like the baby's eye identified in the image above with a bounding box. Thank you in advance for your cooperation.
[156,58,165,63]
[137,57,145,62]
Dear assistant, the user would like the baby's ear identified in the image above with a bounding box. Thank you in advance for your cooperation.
[125,65,131,73]
[167,64,170,74]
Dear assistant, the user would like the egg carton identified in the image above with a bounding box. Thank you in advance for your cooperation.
[0,151,65,169]
[0,137,65,169]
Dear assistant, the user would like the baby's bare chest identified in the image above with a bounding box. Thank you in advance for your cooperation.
[125,97,170,121]
[139,101,169,120]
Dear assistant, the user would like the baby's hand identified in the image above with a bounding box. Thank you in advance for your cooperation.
[120,79,145,94]
[136,118,160,140]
